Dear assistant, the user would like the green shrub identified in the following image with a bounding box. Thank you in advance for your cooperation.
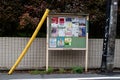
[72,66,83,74]
[30,67,54,74]
[46,67,54,74]
[58,68,66,73]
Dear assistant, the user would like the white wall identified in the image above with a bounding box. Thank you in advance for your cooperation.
[0,37,119,70]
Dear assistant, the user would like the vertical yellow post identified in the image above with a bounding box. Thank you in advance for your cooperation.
[8,9,50,75]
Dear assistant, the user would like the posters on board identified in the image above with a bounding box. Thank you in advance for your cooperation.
[57,37,64,47]
[65,18,72,37]
[50,38,57,48]
[49,16,87,48]
[79,18,86,37]
[51,17,58,37]
[72,18,79,37]
[59,29,65,37]
[65,38,72,46]
[51,27,58,37]
[51,17,58,27]
[59,17,65,28]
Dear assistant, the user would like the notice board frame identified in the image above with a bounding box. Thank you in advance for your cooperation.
[46,13,89,72]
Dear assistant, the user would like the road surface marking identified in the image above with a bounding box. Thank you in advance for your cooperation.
[10,77,120,80]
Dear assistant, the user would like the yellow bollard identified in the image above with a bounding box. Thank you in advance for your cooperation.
[8,9,50,75]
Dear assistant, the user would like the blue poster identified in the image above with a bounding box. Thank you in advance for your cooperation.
[57,37,64,47]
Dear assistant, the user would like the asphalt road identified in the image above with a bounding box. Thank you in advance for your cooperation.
[1,72,120,80]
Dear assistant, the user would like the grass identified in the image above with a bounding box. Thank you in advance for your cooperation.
[29,66,84,75]
[72,66,83,74]
[29,69,46,75]
[30,67,54,75]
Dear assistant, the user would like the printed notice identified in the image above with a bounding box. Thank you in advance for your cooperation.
[51,17,58,27]
[65,38,72,46]
[58,17,65,28]
[57,37,64,47]
[79,18,86,37]
[59,29,65,37]
[78,25,86,37]
[79,18,86,24]
[65,18,72,37]
[49,38,57,48]
[51,27,58,37]
[72,27,79,37]
[72,18,79,37]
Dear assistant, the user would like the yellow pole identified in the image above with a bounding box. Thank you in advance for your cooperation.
[8,9,50,75]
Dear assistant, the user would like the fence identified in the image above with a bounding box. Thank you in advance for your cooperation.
[0,37,120,70]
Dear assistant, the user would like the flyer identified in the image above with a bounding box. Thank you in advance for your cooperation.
[65,23,72,37]
[66,17,72,22]
[72,18,79,23]
[51,17,58,27]
[58,29,65,37]
[72,26,79,37]
[65,18,72,37]
[72,22,79,27]
[64,38,72,46]
[78,27,83,37]
[57,37,64,47]
[79,18,86,37]
[79,18,86,25]
[71,18,79,37]
[65,17,72,27]
[72,18,79,27]
[79,25,86,37]
[51,27,58,37]
[81,27,86,37]
[58,17,65,28]
[49,38,57,48]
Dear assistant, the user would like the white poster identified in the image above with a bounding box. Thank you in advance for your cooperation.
[72,18,79,23]
[65,29,72,37]
[59,29,65,37]
[72,18,79,27]
[72,27,79,37]
[65,22,72,37]
[79,18,86,24]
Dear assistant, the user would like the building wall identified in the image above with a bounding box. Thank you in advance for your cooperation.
[0,37,119,70]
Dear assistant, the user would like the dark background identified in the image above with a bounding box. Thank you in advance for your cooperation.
[0,0,120,38]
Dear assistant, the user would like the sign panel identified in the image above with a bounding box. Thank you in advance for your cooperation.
[47,13,89,49]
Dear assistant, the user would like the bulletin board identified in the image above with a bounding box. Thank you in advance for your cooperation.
[47,13,89,50]
[46,13,89,72]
